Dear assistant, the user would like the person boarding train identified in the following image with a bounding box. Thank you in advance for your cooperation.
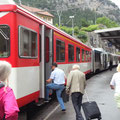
[45,63,66,111]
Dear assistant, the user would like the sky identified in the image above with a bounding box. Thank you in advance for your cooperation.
[110,0,120,8]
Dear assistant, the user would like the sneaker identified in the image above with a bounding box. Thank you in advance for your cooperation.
[44,98,51,103]
[44,99,49,103]
[62,109,66,112]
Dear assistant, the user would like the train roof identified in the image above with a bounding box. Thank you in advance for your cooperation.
[92,47,104,52]
[0,0,91,50]
[95,27,120,49]
[17,6,91,49]
[111,53,120,57]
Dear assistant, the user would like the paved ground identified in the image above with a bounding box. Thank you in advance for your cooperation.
[46,69,120,120]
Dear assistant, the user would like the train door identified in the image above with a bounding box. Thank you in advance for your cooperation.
[39,25,53,99]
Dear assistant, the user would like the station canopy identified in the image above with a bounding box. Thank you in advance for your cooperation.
[94,27,120,50]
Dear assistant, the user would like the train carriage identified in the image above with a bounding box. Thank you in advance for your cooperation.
[0,0,92,107]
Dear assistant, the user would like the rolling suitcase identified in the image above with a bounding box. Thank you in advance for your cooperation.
[82,91,101,120]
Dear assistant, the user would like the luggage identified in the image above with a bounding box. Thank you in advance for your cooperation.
[82,91,101,120]
[61,88,69,103]
[82,101,101,120]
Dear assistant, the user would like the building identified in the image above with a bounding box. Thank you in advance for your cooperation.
[21,5,54,24]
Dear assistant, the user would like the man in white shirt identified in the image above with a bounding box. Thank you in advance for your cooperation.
[45,63,66,111]
[110,64,120,108]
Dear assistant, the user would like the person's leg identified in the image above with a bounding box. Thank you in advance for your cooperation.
[78,92,83,111]
[56,85,66,110]
[71,92,84,120]
[46,83,52,100]
[46,83,62,100]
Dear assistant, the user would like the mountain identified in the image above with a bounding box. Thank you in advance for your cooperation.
[14,0,120,26]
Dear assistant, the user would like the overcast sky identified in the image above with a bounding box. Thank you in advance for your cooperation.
[110,0,120,8]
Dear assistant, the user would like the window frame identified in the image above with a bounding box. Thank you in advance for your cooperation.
[0,24,10,58]
[82,49,85,62]
[76,47,80,62]
[68,44,74,62]
[19,26,38,59]
[56,39,65,62]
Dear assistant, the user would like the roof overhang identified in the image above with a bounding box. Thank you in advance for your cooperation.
[94,27,120,49]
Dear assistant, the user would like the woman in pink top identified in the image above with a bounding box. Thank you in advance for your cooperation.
[0,61,19,120]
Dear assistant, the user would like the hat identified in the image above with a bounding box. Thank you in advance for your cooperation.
[52,63,57,67]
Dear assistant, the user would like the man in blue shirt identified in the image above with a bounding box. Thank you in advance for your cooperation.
[45,63,66,111]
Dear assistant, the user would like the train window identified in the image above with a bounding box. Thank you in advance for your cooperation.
[19,26,37,58]
[82,49,84,62]
[56,39,65,62]
[95,52,101,62]
[68,44,74,62]
[86,51,88,61]
[88,52,90,61]
[76,47,80,62]
[0,25,10,57]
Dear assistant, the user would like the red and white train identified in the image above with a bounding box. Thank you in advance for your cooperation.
[0,0,119,108]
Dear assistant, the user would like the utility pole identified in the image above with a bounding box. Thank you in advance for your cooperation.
[56,7,62,27]
[19,0,22,5]
[56,0,63,27]
[69,16,74,36]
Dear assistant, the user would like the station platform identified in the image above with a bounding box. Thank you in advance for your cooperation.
[44,69,120,120]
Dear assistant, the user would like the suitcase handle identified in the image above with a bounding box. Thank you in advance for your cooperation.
[85,90,90,102]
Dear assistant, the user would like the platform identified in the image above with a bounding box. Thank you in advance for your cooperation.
[44,69,120,120]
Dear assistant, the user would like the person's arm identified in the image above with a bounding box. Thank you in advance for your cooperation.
[46,78,52,83]
[110,85,114,89]
[110,74,115,90]
[3,88,19,120]
[46,71,55,83]
[84,74,86,89]
[66,72,72,93]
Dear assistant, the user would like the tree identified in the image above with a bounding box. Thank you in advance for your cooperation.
[77,31,88,43]
[74,26,79,35]
[81,25,100,32]
[96,17,119,28]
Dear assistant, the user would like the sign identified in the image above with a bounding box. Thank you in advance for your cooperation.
[108,42,112,47]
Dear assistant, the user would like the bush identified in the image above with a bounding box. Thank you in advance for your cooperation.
[81,25,99,32]
[77,31,88,43]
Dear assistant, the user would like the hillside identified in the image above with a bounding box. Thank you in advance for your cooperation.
[14,0,120,27]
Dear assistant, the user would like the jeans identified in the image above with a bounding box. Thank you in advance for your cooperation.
[46,83,65,110]
[71,92,84,120]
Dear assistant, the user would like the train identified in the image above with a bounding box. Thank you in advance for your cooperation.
[0,0,120,108]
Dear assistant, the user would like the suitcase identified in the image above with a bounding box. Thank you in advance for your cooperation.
[82,101,101,120]
[82,91,101,120]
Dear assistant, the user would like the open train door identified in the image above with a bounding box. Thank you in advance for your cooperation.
[39,25,53,99]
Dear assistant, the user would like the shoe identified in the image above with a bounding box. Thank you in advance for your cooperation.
[62,109,66,112]
[44,99,49,103]
[44,98,51,103]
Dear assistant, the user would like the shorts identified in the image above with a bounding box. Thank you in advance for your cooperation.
[114,93,120,108]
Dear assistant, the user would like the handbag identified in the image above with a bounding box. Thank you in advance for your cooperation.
[61,88,69,103]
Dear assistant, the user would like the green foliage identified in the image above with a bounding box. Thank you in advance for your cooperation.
[74,26,79,35]
[57,26,88,43]
[96,17,119,28]
[55,24,59,27]
[59,26,72,35]
[81,25,100,32]
[81,18,91,27]
[77,31,88,43]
